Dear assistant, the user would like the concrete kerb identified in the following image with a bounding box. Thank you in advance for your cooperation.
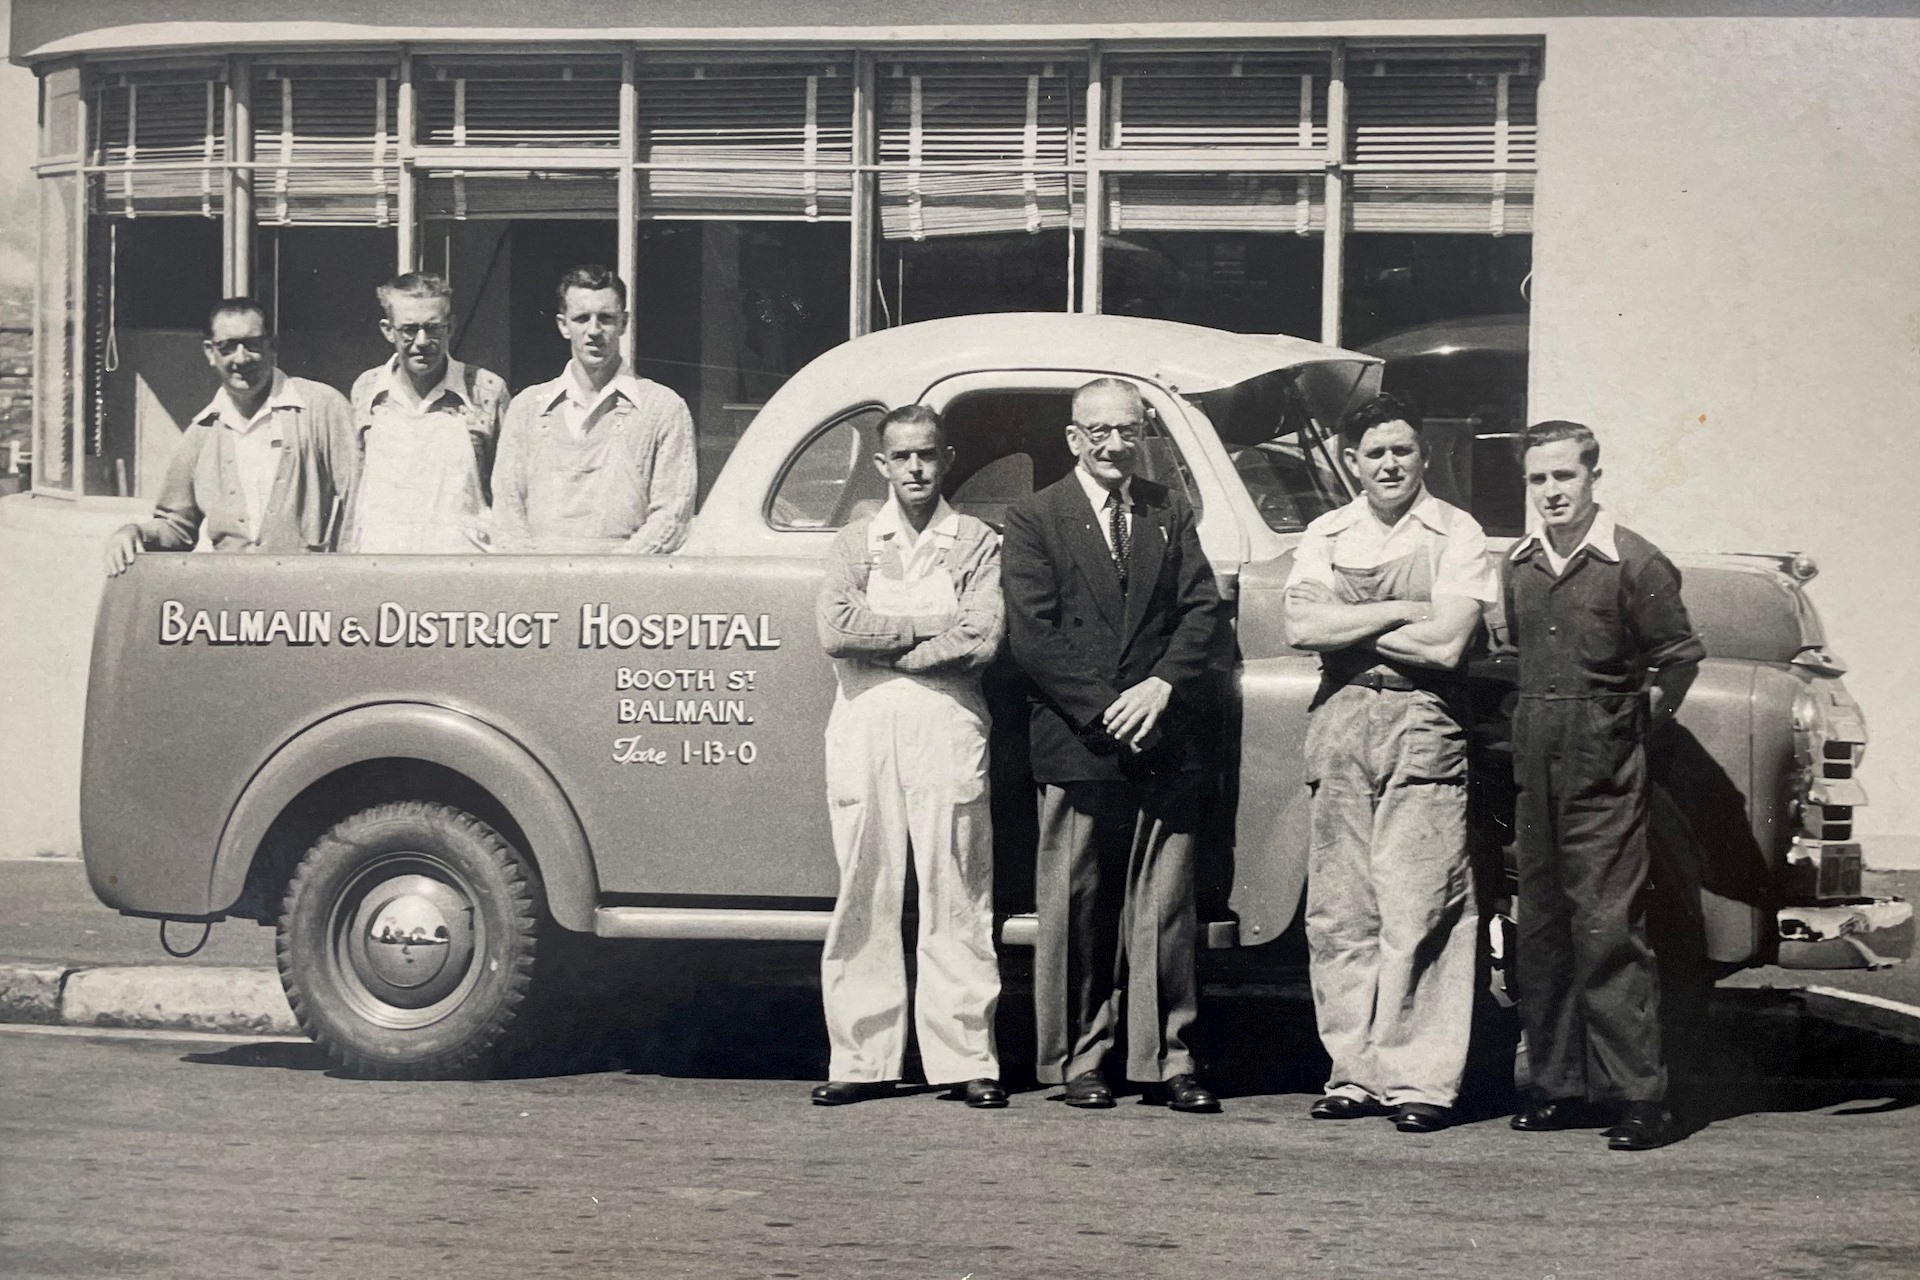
[0,962,299,1037]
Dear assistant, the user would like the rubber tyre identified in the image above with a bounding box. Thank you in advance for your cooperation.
[277,800,546,1079]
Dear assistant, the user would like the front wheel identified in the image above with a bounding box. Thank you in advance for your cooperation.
[277,800,548,1079]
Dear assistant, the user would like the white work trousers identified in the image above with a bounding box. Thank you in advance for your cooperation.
[820,674,1000,1085]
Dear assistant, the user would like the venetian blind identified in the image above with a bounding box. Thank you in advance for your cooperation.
[635,61,854,221]
[1344,48,1538,235]
[1103,55,1329,235]
[877,61,1079,240]
[251,67,400,226]
[416,60,620,220]
[90,72,226,218]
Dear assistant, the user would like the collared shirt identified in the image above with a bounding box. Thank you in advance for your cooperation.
[144,373,358,555]
[1507,511,1705,698]
[490,362,698,554]
[549,361,650,442]
[194,370,306,537]
[817,499,1004,682]
[342,356,511,554]
[1286,487,1498,604]
[1513,507,1620,578]
[1071,464,1133,554]
[867,494,963,578]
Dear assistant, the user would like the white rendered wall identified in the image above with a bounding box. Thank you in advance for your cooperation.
[1528,17,1920,847]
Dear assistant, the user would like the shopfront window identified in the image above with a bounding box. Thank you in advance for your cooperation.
[32,174,79,493]
[29,41,1540,501]
[876,60,1081,321]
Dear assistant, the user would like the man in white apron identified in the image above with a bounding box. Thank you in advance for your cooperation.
[340,272,509,554]
[812,404,1007,1109]
[490,264,696,555]
[1284,393,1496,1134]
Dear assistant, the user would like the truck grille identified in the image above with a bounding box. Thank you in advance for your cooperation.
[1823,741,1855,779]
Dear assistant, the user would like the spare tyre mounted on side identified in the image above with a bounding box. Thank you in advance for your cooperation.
[277,800,550,1079]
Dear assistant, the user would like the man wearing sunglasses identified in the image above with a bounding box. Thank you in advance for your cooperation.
[105,298,358,576]
[338,272,509,553]
[1003,377,1232,1114]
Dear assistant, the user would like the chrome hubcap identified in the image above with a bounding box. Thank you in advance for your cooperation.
[333,862,481,1024]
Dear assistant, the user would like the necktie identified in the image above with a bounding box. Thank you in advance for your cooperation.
[1107,489,1130,594]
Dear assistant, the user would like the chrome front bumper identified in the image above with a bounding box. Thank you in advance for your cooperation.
[1777,897,1914,970]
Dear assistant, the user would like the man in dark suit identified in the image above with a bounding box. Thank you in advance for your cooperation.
[1002,377,1232,1113]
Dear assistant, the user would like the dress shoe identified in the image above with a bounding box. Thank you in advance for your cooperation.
[1393,1102,1451,1133]
[810,1080,894,1107]
[1309,1094,1389,1120]
[1060,1072,1115,1109]
[959,1078,1008,1110]
[1158,1074,1221,1114]
[1608,1102,1684,1151]
[1510,1098,1601,1132]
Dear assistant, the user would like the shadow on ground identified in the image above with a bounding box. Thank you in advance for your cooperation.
[176,937,1920,1131]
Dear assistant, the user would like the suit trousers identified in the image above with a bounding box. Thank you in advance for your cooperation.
[820,676,1001,1085]
[1034,774,1203,1085]
[1513,695,1666,1104]
[1304,685,1477,1108]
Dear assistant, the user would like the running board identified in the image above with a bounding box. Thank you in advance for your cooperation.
[592,908,1239,950]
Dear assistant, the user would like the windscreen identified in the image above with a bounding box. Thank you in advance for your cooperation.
[1189,370,1351,533]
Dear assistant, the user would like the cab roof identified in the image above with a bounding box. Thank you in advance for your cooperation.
[805,313,1380,399]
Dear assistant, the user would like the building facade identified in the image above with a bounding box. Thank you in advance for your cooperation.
[6,1,1920,855]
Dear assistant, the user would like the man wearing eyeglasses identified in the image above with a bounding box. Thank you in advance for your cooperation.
[104,297,358,576]
[338,272,509,553]
[1003,377,1232,1114]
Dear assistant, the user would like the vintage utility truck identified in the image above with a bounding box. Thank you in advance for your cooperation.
[81,314,1911,1078]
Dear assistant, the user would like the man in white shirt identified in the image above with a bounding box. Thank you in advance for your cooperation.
[340,272,509,553]
[1003,378,1232,1115]
[103,298,357,574]
[810,405,1007,1109]
[1283,392,1497,1133]
[490,265,696,554]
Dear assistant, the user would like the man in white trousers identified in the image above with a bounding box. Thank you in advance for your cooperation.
[812,403,1007,1109]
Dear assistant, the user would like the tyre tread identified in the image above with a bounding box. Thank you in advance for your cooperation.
[277,800,545,1080]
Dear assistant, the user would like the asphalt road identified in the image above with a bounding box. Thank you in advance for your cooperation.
[4,982,1919,1280]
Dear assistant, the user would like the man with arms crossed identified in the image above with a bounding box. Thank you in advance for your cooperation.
[1003,378,1231,1115]
[1506,421,1703,1152]
[339,272,509,553]
[104,297,357,575]
[812,405,1006,1110]
[490,264,696,554]
[1284,392,1495,1134]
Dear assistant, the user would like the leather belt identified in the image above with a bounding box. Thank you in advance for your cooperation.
[1344,669,1421,692]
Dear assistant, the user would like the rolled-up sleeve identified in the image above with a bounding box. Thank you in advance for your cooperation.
[1284,525,1335,592]
[1434,515,1498,604]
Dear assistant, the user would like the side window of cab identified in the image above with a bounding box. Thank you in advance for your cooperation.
[765,385,1199,535]
[766,406,888,530]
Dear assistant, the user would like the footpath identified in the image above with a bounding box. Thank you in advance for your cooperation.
[5,856,1920,1045]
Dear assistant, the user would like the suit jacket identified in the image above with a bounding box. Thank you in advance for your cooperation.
[1002,472,1231,784]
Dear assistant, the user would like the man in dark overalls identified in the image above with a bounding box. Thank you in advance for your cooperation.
[1285,393,1496,1134]
[1506,421,1705,1152]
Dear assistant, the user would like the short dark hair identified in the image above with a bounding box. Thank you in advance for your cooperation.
[205,296,271,339]
[555,264,627,313]
[377,271,453,317]
[1522,420,1601,469]
[877,403,947,450]
[1338,392,1423,450]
